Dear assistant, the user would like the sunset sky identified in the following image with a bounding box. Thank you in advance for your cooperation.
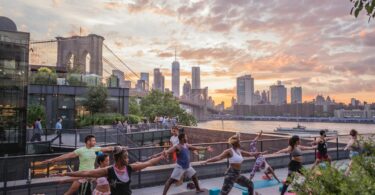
[1,0,375,107]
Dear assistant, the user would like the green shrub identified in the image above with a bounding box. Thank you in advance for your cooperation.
[293,137,375,195]
[32,67,57,85]
[27,104,45,127]
[76,113,141,128]
[124,114,141,124]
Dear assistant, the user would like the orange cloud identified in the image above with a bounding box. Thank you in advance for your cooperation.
[214,88,236,94]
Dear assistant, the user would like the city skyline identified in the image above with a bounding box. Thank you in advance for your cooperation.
[2,0,375,106]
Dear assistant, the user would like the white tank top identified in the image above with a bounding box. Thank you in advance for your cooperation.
[229,148,244,164]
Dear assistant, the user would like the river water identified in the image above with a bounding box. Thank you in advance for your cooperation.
[198,120,375,135]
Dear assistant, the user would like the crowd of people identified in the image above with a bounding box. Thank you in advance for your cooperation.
[36,125,365,195]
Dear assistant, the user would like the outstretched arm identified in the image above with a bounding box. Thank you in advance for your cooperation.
[164,145,178,155]
[310,137,321,145]
[39,152,78,165]
[241,150,265,157]
[101,146,115,153]
[131,155,165,171]
[64,167,107,178]
[188,144,213,152]
[274,146,291,154]
[325,136,337,142]
[253,130,263,141]
[202,149,230,164]
[300,145,316,150]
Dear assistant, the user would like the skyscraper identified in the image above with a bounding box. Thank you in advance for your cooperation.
[153,68,164,92]
[135,80,145,92]
[112,69,127,88]
[291,86,302,103]
[192,66,200,89]
[182,79,192,99]
[236,75,254,105]
[261,90,269,103]
[140,72,149,91]
[270,81,287,105]
[253,90,262,105]
[231,97,236,109]
[172,52,180,97]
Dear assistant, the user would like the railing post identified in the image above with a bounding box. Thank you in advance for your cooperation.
[226,143,229,168]
[116,128,119,145]
[141,133,144,146]
[314,137,317,161]
[260,140,263,152]
[75,129,78,149]
[104,128,107,146]
[3,155,8,195]
[27,168,31,195]
[138,149,141,186]
[45,128,48,141]
[336,137,339,160]
[47,163,50,177]
[160,130,164,145]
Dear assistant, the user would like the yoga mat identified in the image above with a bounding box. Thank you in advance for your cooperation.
[171,188,209,195]
[234,179,280,190]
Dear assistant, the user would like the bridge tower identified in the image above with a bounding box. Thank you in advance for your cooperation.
[56,34,104,75]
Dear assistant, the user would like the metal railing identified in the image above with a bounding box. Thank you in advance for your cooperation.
[26,126,172,152]
[1,133,374,194]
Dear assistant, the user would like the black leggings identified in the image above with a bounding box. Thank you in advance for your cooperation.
[281,160,303,195]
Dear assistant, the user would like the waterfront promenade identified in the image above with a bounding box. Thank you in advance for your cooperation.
[2,126,372,194]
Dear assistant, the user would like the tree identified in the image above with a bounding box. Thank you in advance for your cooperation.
[27,104,45,127]
[66,65,86,86]
[83,85,108,114]
[351,0,375,22]
[129,97,142,116]
[178,111,197,126]
[293,137,375,194]
[140,90,197,126]
[32,67,57,85]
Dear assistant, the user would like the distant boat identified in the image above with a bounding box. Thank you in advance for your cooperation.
[275,124,338,135]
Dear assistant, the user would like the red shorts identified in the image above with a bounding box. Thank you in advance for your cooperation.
[172,151,177,162]
[316,152,329,160]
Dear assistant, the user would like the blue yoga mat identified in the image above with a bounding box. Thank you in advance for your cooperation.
[234,179,280,191]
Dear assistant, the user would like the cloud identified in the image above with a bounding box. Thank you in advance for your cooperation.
[4,0,375,104]
[67,25,90,36]
[158,52,174,58]
[114,40,125,48]
[360,30,375,47]
[52,0,64,7]
[329,78,375,93]
[103,2,127,10]
[214,87,235,94]
[125,0,176,16]
[335,56,375,75]
[283,77,312,85]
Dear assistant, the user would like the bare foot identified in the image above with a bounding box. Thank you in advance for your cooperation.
[196,189,205,193]
[175,180,183,186]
